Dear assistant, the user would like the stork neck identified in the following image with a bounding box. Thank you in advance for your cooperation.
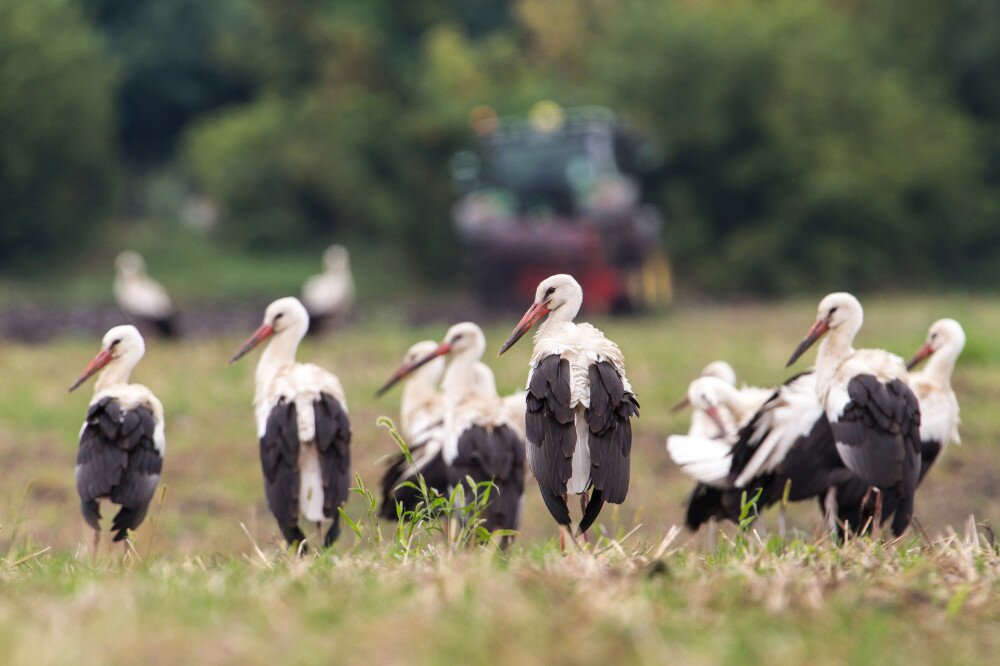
[923,346,959,384]
[538,297,581,339]
[815,327,855,390]
[255,331,301,388]
[94,356,139,392]
[402,368,440,422]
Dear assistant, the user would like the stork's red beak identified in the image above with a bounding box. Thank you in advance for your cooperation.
[498,301,549,356]
[69,349,113,392]
[786,319,829,367]
[906,342,934,371]
[377,342,452,396]
[229,324,274,364]
[671,396,691,413]
[704,405,728,438]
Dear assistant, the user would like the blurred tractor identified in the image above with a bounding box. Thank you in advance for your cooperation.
[451,103,671,313]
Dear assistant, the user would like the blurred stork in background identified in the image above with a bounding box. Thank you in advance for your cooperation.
[229,297,352,550]
[499,274,639,548]
[786,292,921,537]
[69,325,165,555]
[114,251,178,338]
[302,244,355,335]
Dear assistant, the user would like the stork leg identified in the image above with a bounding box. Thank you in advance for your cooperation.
[704,517,718,552]
[778,507,787,539]
[823,486,839,536]
[91,529,100,559]
[873,488,884,541]
[314,521,323,548]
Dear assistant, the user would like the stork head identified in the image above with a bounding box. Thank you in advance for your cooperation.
[115,250,146,276]
[672,376,733,437]
[700,360,737,386]
[786,292,863,367]
[908,318,965,370]
[70,325,145,392]
[229,297,309,364]
[375,340,444,396]
[498,274,582,355]
[323,244,350,272]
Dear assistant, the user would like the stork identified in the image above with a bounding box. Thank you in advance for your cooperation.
[229,297,352,549]
[301,244,355,335]
[69,325,164,553]
[786,292,921,537]
[114,251,178,338]
[402,323,526,546]
[375,340,450,520]
[498,274,639,545]
[906,318,964,481]
[666,374,769,531]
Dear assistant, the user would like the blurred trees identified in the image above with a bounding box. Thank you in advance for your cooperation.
[0,0,117,263]
[3,0,999,293]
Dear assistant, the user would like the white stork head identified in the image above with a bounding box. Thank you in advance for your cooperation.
[786,292,863,367]
[323,245,350,272]
[700,360,737,386]
[672,376,734,437]
[115,250,147,277]
[498,274,583,355]
[229,297,310,364]
[907,318,966,371]
[69,325,145,392]
[376,324,486,394]
[376,340,445,397]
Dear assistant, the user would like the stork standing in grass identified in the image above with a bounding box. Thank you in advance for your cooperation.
[498,274,639,545]
[69,325,164,553]
[786,292,921,537]
[375,340,450,520]
[395,323,526,546]
[230,297,351,549]
[301,244,355,335]
[833,319,964,534]
[114,251,178,338]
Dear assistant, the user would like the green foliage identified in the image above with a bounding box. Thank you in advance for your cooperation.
[0,0,117,263]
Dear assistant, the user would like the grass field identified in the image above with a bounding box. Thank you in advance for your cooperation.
[2,295,1000,664]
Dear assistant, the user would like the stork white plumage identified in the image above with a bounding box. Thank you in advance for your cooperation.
[498,274,639,544]
[69,325,165,552]
[301,245,355,334]
[229,297,352,549]
[375,340,450,520]
[906,318,964,482]
[114,251,177,338]
[666,376,769,489]
[786,292,921,536]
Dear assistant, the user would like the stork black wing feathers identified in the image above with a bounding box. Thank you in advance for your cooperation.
[526,355,575,525]
[451,424,526,534]
[586,361,638,505]
[378,445,450,520]
[76,397,162,541]
[260,399,302,540]
[314,392,352,519]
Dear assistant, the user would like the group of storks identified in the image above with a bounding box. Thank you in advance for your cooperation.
[70,256,961,553]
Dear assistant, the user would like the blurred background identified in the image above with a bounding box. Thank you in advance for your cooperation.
[2,0,1000,329]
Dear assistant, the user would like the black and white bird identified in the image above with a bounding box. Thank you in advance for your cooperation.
[905,318,964,482]
[69,325,165,552]
[114,251,178,338]
[498,274,639,545]
[375,340,450,520]
[408,323,527,546]
[229,297,352,549]
[786,292,921,536]
[301,244,355,335]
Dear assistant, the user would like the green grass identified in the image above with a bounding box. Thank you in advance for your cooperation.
[2,295,1000,664]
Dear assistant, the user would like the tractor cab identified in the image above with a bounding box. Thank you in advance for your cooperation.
[451,104,671,313]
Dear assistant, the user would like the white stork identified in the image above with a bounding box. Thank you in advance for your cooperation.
[906,318,964,482]
[114,251,178,338]
[69,325,165,552]
[229,297,352,549]
[786,292,921,536]
[301,244,355,335]
[402,322,526,546]
[375,340,450,520]
[498,274,639,543]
